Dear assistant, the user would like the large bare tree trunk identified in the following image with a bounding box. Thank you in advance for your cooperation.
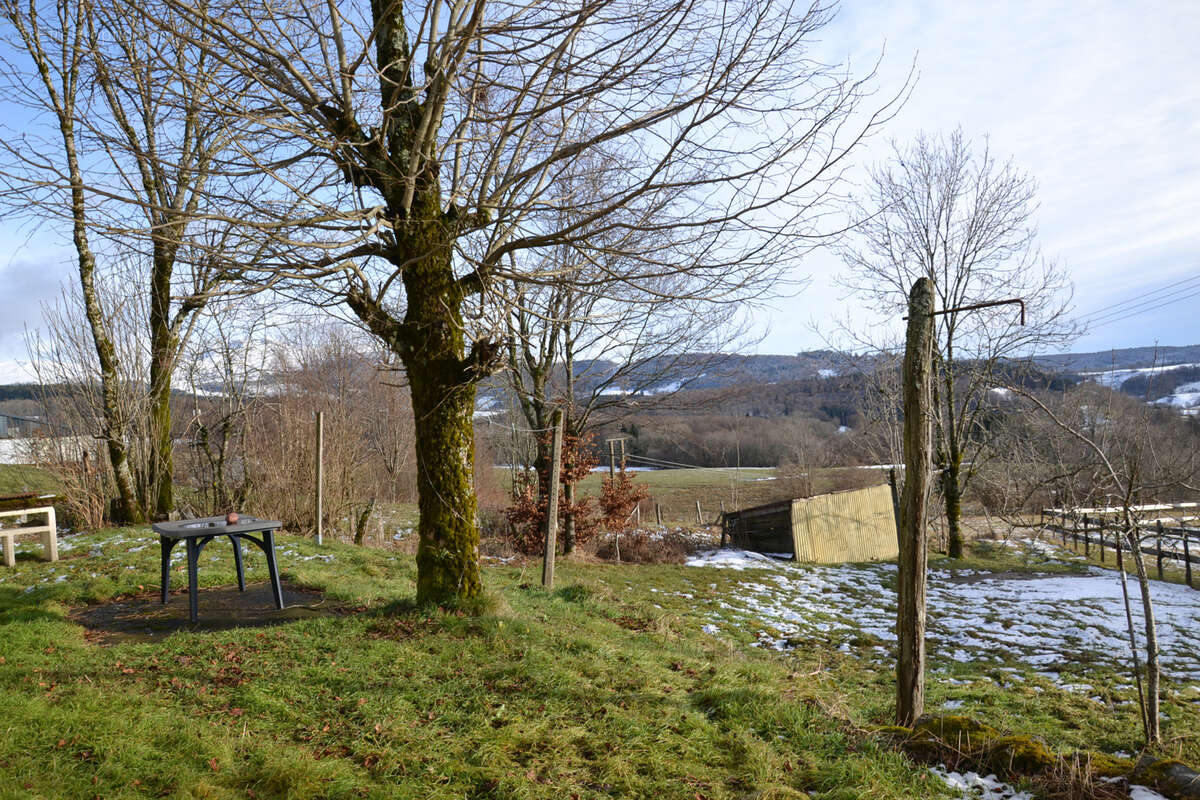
[348,209,495,604]
[897,277,934,726]
[404,264,483,604]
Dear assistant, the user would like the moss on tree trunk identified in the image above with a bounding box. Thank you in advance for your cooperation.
[943,458,964,558]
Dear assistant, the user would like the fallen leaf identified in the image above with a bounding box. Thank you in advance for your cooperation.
[209,758,220,772]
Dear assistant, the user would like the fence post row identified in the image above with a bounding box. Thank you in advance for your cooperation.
[1183,529,1193,589]
[1156,520,1164,581]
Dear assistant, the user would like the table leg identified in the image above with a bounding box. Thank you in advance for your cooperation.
[230,535,245,591]
[160,536,172,603]
[263,530,284,609]
[186,537,200,624]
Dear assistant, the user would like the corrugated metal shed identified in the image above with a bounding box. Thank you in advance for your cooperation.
[722,484,899,564]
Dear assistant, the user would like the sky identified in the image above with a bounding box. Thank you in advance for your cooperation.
[1,0,1198,380]
[754,0,1200,356]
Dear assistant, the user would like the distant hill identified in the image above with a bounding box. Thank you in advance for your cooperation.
[1031,344,1200,373]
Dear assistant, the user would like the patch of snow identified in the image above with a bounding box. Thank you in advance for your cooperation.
[686,543,1200,684]
[930,767,1033,800]
[1156,390,1200,408]
[686,549,787,570]
[1130,786,1171,800]
[701,624,720,635]
[1081,362,1200,389]
[818,368,838,378]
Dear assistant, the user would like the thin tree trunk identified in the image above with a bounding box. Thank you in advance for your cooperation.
[50,48,143,525]
[1126,526,1161,742]
[563,480,576,554]
[148,319,176,520]
[897,277,934,726]
[943,456,964,558]
[941,343,964,558]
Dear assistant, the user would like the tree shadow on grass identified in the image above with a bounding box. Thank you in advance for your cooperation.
[69,581,342,644]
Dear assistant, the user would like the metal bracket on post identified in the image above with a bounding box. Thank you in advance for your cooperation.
[904,297,1026,325]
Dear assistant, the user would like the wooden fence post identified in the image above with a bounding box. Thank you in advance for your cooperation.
[1184,529,1193,588]
[1097,516,1105,563]
[542,410,564,589]
[315,411,324,546]
[1155,520,1164,580]
[896,277,934,727]
[655,503,663,526]
[1084,514,1090,558]
[696,501,703,525]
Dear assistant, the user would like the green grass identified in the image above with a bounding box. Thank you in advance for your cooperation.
[0,463,60,496]
[0,528,1195,799]
[0,527,940,800]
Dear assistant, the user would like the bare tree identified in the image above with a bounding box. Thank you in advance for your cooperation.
[1007,379,1200,744]
[134,0,897,602]
[503,165,752,552]
[0,0,246,520]
[840,128,1076,557]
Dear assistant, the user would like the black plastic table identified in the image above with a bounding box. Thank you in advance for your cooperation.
[152,516,284,623]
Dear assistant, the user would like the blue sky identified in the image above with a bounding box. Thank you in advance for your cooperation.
[756,0,1200,355]
[1,0,1198,379]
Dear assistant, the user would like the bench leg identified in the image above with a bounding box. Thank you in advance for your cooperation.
[263,530,284,609]
[186,538,200,624]
[40,507,58,562]
[230,535,245,591]
[2,535,13,568]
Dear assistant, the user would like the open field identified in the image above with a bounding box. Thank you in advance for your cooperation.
[494,466,886,525]
[0,463,60,496]
[0,524,1196,798]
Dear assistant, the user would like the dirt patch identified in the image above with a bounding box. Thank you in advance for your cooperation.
[70,581,340,644]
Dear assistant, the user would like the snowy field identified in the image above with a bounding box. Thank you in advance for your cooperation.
[686,539,1200,692]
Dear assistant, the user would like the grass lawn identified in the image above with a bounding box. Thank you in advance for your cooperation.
[0,463,60,496]
[0,527,1194,799]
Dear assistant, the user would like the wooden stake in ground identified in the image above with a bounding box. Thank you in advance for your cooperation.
[315,410,324,546]
[896,277,934,727]
[542,410,564,589]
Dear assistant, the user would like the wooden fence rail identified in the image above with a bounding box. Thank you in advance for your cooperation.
[1040,507,1197,589]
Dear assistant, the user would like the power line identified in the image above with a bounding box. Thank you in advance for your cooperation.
[1079,283,1200,332]
[1075,273,1200,324]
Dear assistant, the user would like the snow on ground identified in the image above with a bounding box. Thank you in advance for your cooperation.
[686,539,1200,688]
[1081,362,1200,389]
[930,767,1032,800]
[930,767,1170,800]
[1155,379,1200,408]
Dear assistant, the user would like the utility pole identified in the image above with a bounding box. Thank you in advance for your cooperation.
[542,410,564,589]
[897,277,934,726]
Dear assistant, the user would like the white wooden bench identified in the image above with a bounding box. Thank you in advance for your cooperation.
[0,506,58,567]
